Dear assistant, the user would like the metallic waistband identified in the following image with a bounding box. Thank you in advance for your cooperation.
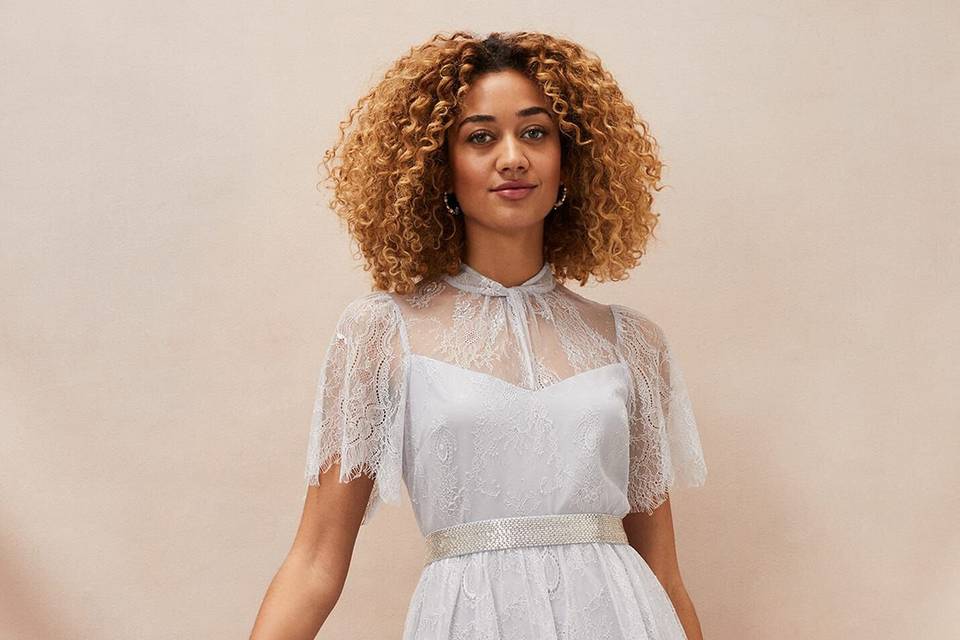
[423,512,629,565]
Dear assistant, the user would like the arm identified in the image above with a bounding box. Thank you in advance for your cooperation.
[249,462,374,640]
[623,495,704,640]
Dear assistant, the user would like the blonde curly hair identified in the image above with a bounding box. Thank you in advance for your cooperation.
[319,30,667,294]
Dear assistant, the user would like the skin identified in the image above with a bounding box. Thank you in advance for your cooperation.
[249,68,702,640]
[249,465,372,639]
[624,499,705,639]
[445,68,565,285]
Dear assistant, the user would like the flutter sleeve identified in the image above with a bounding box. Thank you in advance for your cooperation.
[611,304,707,515]
[304,291,409,526]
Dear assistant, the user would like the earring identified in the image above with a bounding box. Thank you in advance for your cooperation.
[443,191,461,216]
[552,183,567,209]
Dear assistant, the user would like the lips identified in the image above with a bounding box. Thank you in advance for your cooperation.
[491,185,536,200]
[491,181,536,191]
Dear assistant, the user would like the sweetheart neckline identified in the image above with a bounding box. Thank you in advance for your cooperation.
[409,353,630,394]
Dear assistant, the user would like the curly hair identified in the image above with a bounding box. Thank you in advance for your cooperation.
[318,30,667,294]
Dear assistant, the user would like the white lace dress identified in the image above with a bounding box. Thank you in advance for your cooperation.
[305,261,707,639]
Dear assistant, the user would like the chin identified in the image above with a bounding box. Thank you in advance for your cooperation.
[481,207,552,229]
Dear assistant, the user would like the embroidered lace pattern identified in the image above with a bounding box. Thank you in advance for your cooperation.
[304,260,707,638]
[304,260,706,526]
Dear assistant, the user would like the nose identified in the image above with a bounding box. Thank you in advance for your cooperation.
[495,133,528,174]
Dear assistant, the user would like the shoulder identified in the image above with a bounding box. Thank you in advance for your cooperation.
[609,303,668,353]
[340,290,397,315]
[333,291,402,336]
[609,302,659,331]
[553,283,618,328]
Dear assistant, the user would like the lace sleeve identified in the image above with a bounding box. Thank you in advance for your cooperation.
[611,304,707,515]
[304,291,409,526]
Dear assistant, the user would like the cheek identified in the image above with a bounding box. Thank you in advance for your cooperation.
[543,141,563,173]
[453,158,488,192]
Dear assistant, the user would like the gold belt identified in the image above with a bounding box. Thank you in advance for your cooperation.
[423,512,629,565]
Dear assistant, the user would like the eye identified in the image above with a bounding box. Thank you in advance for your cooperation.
[466,127,549,145]
[467,131,492,144]
[524,127,547,139]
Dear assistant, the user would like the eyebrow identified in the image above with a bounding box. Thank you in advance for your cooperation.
[456,106,551,130]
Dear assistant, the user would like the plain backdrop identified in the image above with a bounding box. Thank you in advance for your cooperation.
[1,1,958,638]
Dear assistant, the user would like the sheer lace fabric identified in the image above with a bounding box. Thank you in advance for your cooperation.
[304,260,707,638]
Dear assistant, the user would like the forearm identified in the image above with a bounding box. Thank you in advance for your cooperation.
[249,553,344,640]
[665,581,704,640]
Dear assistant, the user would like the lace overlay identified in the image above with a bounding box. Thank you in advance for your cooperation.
[304,292,408,525]
[303,260,707,637]
[611,303,708,514]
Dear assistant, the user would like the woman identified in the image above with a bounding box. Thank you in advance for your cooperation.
[251,30,707,640]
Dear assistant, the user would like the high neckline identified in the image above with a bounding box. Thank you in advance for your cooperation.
[443,260,556,296]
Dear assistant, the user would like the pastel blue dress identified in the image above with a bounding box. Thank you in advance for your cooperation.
[305,261,707,639]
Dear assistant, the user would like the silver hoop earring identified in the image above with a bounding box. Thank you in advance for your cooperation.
[552,183,567,209]
[443,191,461,216]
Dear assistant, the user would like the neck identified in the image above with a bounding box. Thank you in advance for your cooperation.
[460,258,547,289]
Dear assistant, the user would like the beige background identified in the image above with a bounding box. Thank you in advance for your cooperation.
[2,1,957,638]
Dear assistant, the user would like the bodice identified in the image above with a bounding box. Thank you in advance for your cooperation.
[304,260,707,527]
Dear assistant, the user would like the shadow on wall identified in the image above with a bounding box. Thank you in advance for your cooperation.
[0,509,78,640]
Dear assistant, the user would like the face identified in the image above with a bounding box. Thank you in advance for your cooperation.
[446,69,564,233]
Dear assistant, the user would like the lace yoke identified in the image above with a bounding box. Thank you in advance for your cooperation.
[304,260,707,529]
